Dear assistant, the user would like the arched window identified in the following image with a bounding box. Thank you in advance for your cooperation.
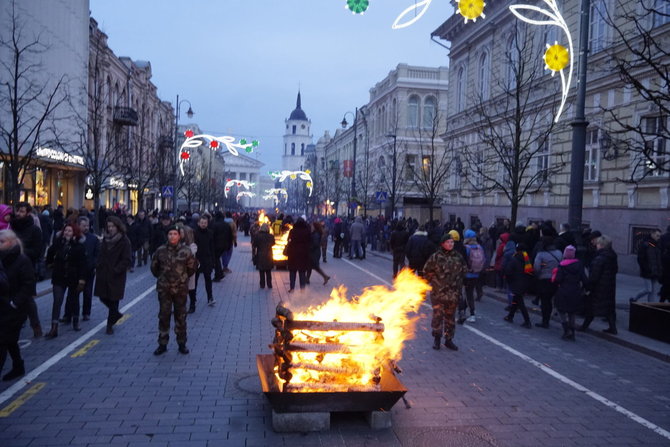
[391,98,397,130]
[456,68,465,112]
[423,96,436,129]
[291,143,295,155]
[408,95,419,128]
[479,52,490,100]
[301,143,305,155]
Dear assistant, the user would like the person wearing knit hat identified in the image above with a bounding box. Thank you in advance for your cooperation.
[448,229,460,241]
[553,245,587,340]
[563,245,576,259]
[503,243,534,328]
[461,229,485,324]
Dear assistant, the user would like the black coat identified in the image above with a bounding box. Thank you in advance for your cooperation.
[286,223,311,271]
[10,215,42,264]
[310,231,322,268]
[194,226,216,270]
[390,229,409,255]
[82,232,100,274]
[94,233,132,301]
[553,260,587,313]
[587,247,618,316]
[150,223,171,254]
[46,236,87,288]
[212,217,233,253]
[252,231,275,271]
[637,237,662,279]
[135,217,152,242]
[504,252,532,295]
[405,232,435,270]
[0,246,35,344]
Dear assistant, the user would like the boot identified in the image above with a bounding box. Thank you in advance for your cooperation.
[578,316,593,332]
[44,323,58,340]
[188,291,196,313]
[178,343,190,354]
[2,360,25,381]
[432,335,441,350]
[72,317,81,332]
[59,316,71,324]
[32,324,43,338]
[153,345,167,356]
[105,324,114,335]
[561,322,571,340]
[443,338,459,351]
[603,317,617,335]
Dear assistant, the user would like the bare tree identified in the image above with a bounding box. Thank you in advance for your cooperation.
[457,24,562,224]
[0,0,68,203]
[406,108,451,222]
[353,110,375,215]
[601,0,670,181]
[376,120,407,219]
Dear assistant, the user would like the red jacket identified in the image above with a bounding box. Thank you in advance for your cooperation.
[494,233,510,271]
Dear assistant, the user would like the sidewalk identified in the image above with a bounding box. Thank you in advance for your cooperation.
[369,249,670,363]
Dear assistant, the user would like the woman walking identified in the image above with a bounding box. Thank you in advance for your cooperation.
[179,225,198,313]
[45,222,86,337]
[307,221,330,286]
[286,217,311,292]
[532,235,562,328]
[503,243,533,328]
[0,229,36,381]
[553,245,588,340]
[582,235,619,334]
[95,216,132,335]
[252,223,275,289]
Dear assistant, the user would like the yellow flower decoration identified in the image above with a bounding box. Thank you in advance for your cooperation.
[290,174,297,180]
[306,181,313,189]
[456,0,486,23]
[544,43,569,74]
[305,169,311,174]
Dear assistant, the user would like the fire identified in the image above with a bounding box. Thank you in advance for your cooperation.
[272,223,292,262]
[258,210,270,225]
[273,269,430,392]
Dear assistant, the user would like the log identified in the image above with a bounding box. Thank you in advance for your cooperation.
[290,362,363,375]
[286,320,385,332]
[285,343,354,353]
[276,303,294,321]
[283,382,381,393]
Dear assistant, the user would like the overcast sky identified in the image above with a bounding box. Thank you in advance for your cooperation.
[89,0,454,171]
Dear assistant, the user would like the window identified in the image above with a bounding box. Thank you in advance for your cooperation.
[457,68,466,112]
[408,95,419,128]
[474,151,484,189]
[507,35,518,89]
[590,0,607,53]
[585,128,600,182]
[284,143,287,155]
[478,52,490,100]
[423,97,437,129]
[292,125,296,134]
[643,115,669,177]
[406,154,417,180]
[301,143,305,155]
[291,143,295,155]
[534,140,550,185]
[422,156,431,175]
[450,155,462,189]
[653,0,670,27]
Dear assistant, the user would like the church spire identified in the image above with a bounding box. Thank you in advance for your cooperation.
[296,91,302,110]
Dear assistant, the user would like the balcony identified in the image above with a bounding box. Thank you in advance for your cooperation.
[113,106,138,126]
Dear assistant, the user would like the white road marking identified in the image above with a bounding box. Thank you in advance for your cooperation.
[349,259,670,440]
[0,285,156,406]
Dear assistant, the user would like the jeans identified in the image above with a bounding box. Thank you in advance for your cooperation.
[333,238,343,258]
[536,279,557,324]
[259,270,272,288]
[221,248,233,269]
[195,266,213,301]
[51,284,79,323]
[289,270,307,290]
[350,239,362,259]
[99,298,120,326]
[632,278,660,302]
[82,271,95,317]
[461,276,481,317]
[392,252,405,277]
[507,293,530,323]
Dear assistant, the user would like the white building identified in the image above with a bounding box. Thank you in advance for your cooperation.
[282,92,313,172]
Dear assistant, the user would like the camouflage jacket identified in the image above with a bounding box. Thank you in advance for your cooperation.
[423,247,466,299]
[150,242,197,294]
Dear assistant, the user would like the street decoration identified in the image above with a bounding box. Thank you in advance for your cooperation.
[509,0,573,122]
[224,179,255,198]
[179,129,259,176]
[269,170,314,196]
[236,191,256,202]
[263,188,288,206]
[455,0,486,23]
[345,0,369,14]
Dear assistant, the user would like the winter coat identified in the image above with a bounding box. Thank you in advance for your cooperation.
[10,215,42,264]
[82,232,101,274]
[586,247,618,316]
[350,217,365,241]
[252,231,275,271]
[151,242,197,296]
[309,231,322,268]
[0,245,35,344]
[504,251,532,295]
[556,231,576,252]
[479,231,494,267]
[423,247,465,302]
[150,223,171,254]
[494,233,510,271]
[286,222,311,271]
[94,232,132,301]
[533,248,562,280]
[194,226,216,271]
[212,216,233,252]
[38,213,53,248]
[135,217,152,243]
[127,222,141,250]
[553,259,587,314]
[390,229,410,255]
[637,237,662,279]
[46,235,87,288]
[225,217,238,246]
[0,204,12,230]
[405,231,436,271]
[186,242,197,290]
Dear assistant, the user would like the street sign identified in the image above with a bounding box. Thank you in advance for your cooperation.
[375,191,387,203]
[162,186,174,197]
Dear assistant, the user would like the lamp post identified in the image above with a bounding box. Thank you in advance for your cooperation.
[385,133,398,219]
[173,94,194,216]
[341,108,358,217]
[568,0,591,240]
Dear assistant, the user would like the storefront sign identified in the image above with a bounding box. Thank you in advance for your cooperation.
[85,186,94,200]
[109,177,125,189]
[35,147,84,166]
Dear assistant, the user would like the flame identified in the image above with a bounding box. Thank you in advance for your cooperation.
[257,210,270,225]
[276,269,430,391]
[272,224,292,262]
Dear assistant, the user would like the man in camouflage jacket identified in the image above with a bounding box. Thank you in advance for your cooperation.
[423,233,466,351]
[150,227,197,355]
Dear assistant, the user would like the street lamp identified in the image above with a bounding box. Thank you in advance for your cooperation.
[173,94,194,216]
[385,133,398,219]
[341,108,358,217]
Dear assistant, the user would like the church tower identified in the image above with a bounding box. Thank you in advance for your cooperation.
[282,91,313,171]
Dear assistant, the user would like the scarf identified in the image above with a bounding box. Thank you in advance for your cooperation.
[522,251,533,275]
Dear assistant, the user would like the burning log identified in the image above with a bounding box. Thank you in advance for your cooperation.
[291,362,364,375]
[282,342,354,354]
[283,383,381,393]
[286,320,384,332]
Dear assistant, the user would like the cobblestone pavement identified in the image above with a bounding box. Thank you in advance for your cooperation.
[1,236,669,446]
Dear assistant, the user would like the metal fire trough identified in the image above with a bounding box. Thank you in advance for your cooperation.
[256,304,408,431]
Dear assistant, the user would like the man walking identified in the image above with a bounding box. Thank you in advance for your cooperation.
[211,211,232,281]
[390,222,409,277]
[631,229,662,303]
[194,215,216,305]
[78,217,99,321]
[349,216,365,259]
[150,226,197,355]
[134,211,151,267]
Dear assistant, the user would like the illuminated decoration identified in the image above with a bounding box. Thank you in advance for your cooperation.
[236,191,256,202]
[509,0,573,122]
[455,0,486,23]
[179,130,259,175]
[345,0,369,14]
[263,188,288,206]
[223,179,255,198]
[392,0,433,29]
[269,170,314,196]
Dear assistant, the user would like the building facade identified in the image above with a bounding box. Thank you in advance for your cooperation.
[432,0,670,273]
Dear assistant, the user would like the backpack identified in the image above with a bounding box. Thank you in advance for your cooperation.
[467,244,486,273]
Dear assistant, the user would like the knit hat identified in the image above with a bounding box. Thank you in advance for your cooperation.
[440,233,453,243]
[563,245,576,259]
[448,230,460,241]
[464,229,477,239]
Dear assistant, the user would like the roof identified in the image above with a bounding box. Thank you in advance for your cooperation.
[288,91,308,121]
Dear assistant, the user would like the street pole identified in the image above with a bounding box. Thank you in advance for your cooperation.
[173,94,180,217]
[568,0,591,238]
[351,107,358,218]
